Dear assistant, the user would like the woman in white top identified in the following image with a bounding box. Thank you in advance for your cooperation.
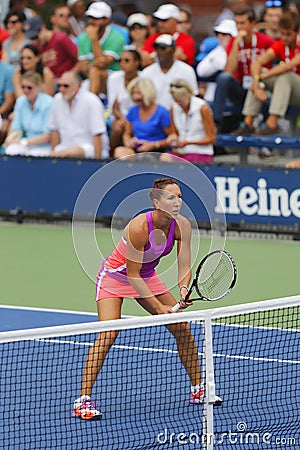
[107,49,141,152]
[161,79,216,164]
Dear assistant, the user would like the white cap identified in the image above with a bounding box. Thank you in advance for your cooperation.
[214,19,238,37]
[153,4,180,20]
[127,13,148,28]
[85,2,112,19]
[154,34,175,47]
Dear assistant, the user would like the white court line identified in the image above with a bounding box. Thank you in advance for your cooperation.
[0,304,133,318]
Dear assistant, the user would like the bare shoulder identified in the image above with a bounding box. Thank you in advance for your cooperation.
[124,213,148,243]
[175,214,192,240]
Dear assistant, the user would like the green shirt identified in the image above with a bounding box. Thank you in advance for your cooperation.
[78,25,124,71]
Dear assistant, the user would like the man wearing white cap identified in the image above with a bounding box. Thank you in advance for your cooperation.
[78,1,125,96]
[141,34,198,110]
[196,20,238,103]
[142,3,195,66]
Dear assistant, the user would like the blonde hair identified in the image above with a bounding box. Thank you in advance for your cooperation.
[127,77,157,107]
[21,70,43,86]
[169,78,194,97]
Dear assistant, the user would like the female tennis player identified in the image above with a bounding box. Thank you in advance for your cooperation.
[73,177,214,420]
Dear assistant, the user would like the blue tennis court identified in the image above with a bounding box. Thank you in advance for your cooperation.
[0,306,299,449]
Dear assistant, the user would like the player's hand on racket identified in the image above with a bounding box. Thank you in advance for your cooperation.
[178,285,193,310]
[172,250,237,312]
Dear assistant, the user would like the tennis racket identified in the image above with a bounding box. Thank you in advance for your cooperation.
[172,250,237,312]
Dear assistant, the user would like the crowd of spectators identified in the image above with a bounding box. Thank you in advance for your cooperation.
[1,0,300,167]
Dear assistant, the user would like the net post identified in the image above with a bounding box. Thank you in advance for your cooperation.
[202,312,215,450]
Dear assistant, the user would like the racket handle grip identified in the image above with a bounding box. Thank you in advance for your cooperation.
[172,303,181,313]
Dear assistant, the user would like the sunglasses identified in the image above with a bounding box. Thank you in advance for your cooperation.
[129,24,146,30]
[7,19,20,25]
[57,13,71,18]
[21,85,34,90]
[58,83,70,88]
[170,83,184,89]
[265,0,282,6]
[154,44,171,50]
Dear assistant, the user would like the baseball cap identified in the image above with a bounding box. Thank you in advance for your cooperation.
[85,2,112,19]
[24,16,44,40]
[153,4,181,20]
[195,36,219,63]
[154,34,176,47]
[127,13,148,28]
[214,19,238,37]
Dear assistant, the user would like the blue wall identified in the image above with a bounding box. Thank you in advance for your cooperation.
[1,155,299,227]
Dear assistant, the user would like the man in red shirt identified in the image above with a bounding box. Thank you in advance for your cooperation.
[213,6,274,132]
[233,11,300,135]
[35,22,78,79]
[142,3,195,67]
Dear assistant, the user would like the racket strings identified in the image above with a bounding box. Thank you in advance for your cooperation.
[198,253,234,300]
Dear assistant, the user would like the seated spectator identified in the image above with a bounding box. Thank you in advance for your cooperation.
[77,2,125,96]
[48,71,110,159]
[212,6,275,133]
[4,71,53,156]
[232,12,300,136]
[13,44,55,97]
[107,49,141,152]
[177,6,193,35]
[196,20,237,103]
[255,0,283,40]
[50,4,73,37]
[160,79,216,164]
[113,77,173,159]
[0,60,15,145]
[67,0,86,39]
[34,20,78,79]
[142,3,196,67]
[2,9,31,68]
[126,13,150,67]
[195,36,219,65]
[141,34,198,110]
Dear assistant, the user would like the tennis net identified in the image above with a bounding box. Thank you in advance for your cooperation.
[0,295,299,449]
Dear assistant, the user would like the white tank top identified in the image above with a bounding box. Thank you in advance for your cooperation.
[172,96,213,155]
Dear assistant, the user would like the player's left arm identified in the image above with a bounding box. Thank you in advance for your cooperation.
[176,216,192,302]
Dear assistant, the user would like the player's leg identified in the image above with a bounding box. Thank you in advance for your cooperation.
[156,293,201,384]
[73,297,123,420]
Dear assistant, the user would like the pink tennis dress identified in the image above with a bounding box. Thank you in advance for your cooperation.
[96,211,176,300]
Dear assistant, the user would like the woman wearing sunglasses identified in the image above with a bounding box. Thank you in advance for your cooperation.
[5,71,53,157]
[2,9,31,68]
[13,44,55,98]
[160,79,216,164]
